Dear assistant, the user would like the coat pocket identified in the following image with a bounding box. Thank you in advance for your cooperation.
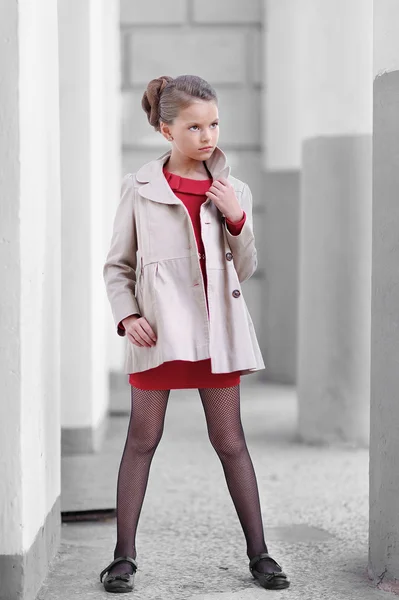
[137,261,158,331]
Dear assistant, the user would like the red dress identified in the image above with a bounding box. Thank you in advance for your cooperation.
[126,167,247,390]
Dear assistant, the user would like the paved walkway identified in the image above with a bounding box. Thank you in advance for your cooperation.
[36,380,387,599]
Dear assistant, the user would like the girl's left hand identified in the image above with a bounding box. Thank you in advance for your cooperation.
[205,177,244,223]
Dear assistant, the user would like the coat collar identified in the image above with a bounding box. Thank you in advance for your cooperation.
[135,145,231,205]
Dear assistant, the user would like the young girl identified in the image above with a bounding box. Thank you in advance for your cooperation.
[100,74,290,593]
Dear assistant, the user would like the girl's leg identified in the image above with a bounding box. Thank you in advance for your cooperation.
[109,385,171,576]
[198,384,281,575]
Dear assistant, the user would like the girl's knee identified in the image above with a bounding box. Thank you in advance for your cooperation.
[128,427,164,454]
[209,432,246,459]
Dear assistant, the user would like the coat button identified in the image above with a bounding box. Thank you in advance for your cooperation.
[232,289,241,298]
[226,252,233,261]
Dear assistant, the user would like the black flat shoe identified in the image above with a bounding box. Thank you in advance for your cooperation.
[249,552,290,590]
[100,556,138,593]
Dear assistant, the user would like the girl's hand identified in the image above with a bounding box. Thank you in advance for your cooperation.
[122,314,157,347]
[205,177,244,223]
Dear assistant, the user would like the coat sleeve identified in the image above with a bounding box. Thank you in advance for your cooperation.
[226,210,246,236]
[223,183,258,283]
[103,173,142,337]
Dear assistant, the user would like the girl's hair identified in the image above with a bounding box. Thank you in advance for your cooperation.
[141,74,218,132]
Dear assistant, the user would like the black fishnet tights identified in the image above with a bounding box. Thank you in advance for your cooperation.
[108,384,280,577]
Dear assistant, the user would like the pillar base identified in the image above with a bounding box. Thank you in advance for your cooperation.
[0,496,60,600]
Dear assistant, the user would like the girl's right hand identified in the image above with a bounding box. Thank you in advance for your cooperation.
[122,314,157,347]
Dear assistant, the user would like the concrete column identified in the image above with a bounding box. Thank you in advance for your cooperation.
[368,1,399,591]
[296,0,372,445]
[58,0,117,453]
[0,2,61,599]
[262,0,302,383]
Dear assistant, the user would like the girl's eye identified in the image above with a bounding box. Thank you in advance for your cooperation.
[189,123,219,131]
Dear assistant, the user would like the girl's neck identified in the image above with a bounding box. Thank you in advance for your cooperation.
[164,156,212,180]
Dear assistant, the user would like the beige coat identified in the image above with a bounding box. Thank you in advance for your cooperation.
[103,145,265,376]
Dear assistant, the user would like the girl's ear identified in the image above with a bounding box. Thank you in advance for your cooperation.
[159,122,170,139]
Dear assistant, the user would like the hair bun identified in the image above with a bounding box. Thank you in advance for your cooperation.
[141,76,174,130]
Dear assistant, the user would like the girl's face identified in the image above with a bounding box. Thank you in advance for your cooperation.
[161,100,219,161]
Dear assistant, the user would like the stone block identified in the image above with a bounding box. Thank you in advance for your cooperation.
[127,30,247,85]
[250,27,263,86]
[193,0,261,23]
[121,0,187,25]
[216,87,261,147]
[122,90,169,147]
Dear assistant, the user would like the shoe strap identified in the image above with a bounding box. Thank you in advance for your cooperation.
[249,552,282,571]
[100,556,138,582]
